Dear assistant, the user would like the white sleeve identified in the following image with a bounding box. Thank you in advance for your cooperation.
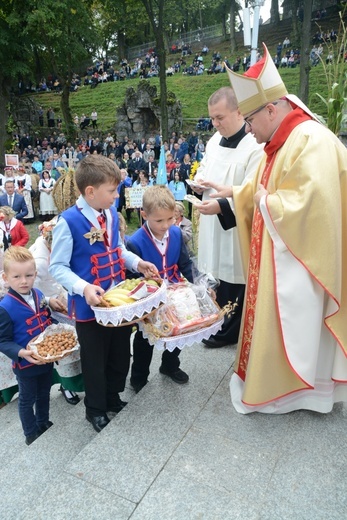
[49,217,88,296]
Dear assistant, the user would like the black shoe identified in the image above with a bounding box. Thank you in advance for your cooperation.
[25,431,41,446]
[159,367,189,384]
[38,421,53,433]
[130,380,148,394]
[202,337,230,348]
[86,413,110,433]
[59,385,80,405]
[108,394,128,413]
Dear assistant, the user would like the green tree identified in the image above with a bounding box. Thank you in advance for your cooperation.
[288,0,302,46]
[230,0,239,52]
[10,0,99,139]
[140,0,169,141]
[298,0,312,104]
[270,0,280,25]
[0,1,33,158]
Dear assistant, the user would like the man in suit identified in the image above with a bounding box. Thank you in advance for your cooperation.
[51,152,66,181]
[144,155,158,176]
[137,138,147,154]
[0,180,28,220]
[127,150,146,181]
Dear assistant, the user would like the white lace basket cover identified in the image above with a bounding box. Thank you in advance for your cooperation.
[138,317,224,352]
[91,282,167,327]
[27,323,80,362]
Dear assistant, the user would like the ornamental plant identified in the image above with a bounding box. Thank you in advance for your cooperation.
[315,9,347,136]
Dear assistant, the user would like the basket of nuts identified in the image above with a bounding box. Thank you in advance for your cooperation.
[27,324,79,363]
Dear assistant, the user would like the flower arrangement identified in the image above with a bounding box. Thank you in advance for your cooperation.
[190,160,200,180]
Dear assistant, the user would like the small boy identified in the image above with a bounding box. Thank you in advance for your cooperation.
[0,246,65,445]
[127,185,193,393]
[49,155,158,433]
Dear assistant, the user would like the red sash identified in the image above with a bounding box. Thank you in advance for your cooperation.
[237,108,312,381]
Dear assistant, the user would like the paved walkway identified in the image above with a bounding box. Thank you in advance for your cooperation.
[0,341,346,520]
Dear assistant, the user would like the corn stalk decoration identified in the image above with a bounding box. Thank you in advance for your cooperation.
[316,10,347,135]
[52,167,79,213]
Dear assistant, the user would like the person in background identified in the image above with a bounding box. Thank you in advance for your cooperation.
[32,155,43,175]
[179,153,191,182]
[91,109,98,129]
[174,202,193,255]
[0,206,29,248]
[14,167,34,222]
[168,171,187,201]
[115,168,132,224]
[0,180,28,221]
[38,170,58,221]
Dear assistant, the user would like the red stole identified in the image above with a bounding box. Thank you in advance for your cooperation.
[237,108,312,381]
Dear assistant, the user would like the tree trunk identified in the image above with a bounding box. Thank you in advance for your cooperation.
[142,0,169,142]
[118,31,127,63]
[290,0,302,46]
[0,75,10,160]
[298,0,313,103]
[270,0,280,24]
[157,39,168,142]
[33,47,43,85]
[60,83,76,141]
[222,16,227,41]
[230,0,237,52]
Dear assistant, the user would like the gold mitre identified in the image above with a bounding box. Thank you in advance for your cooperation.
[226,43,288,116]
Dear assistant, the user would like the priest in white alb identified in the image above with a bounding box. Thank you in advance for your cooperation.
[198,43,347,414]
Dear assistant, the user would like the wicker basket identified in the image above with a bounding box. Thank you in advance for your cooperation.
[27,323,79,364]
[91,279,167,327]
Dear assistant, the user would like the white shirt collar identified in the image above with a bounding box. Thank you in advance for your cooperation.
[146,223,169,244]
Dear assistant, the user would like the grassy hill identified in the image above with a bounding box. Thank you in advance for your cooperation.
[29,5,346,136]
[31,66,330,136]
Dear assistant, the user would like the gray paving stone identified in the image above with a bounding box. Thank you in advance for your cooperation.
[163,425,278,502]
[20,472,135,520]
[259,404,347,520]
[130,467,260,520]
[193,368,311,451]
[65,344,233,503]
[1,338,346,520]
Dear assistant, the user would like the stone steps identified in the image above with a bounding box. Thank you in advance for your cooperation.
[0,344,234,519]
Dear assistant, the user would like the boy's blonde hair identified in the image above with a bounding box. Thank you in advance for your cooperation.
[75,155,121,194]
[142,186,176,215]
[3,246,35,273]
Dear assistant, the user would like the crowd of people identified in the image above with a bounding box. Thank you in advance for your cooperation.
[18,43,246,96]
[7,127,210,226]
[1,30,347,448]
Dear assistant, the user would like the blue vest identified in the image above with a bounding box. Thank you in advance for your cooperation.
[0,289,53,376]
[130,225,182,283]
[63,205,125,321]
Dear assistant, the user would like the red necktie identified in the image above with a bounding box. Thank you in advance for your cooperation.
[97,213,109,247]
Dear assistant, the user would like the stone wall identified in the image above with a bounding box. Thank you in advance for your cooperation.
[10,94,41,135]
[115,80,182,141]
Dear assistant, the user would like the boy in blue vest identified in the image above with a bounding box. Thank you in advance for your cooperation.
[0,246,65,445]
[49,155,158,433]
[127,185,193,393]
